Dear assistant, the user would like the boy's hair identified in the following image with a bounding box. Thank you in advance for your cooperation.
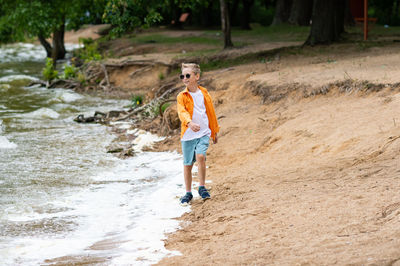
[181,63,201,75]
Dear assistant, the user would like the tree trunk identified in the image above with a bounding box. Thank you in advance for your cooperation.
[201,1,214,27]
[344,0,355,26]
[271,0,293,25]
[219,0,233,48]
[38,34,52,58]
[241,0,255,30]
[305,0,345,45]
[288,0,313,26]
[230,0,240,26]
[51,20,66,62]
[170,0,183,29]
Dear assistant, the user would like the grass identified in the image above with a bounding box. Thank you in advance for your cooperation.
[131,34,222,45]
[173,48,220,59]
[131,24,310,48]
[232,24,310,43]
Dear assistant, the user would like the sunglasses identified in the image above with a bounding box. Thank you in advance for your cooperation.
[180,74,191,79]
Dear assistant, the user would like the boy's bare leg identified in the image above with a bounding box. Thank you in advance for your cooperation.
[196,154,206,187]
[184,164,193,192]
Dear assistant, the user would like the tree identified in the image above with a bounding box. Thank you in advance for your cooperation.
[0,0,106,61]
[219,0,233,48]
[271,0,293,25]
[102,0,164,37]
[242,0,255,29]
[305,0,345,45]
[288,0,313,26]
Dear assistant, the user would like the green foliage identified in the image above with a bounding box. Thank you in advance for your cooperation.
[42,58,58,81]
[0,0,106,44]
[0,15,24,43]
[131,94,144,108]
[158,72,165,80]
[102,0,162,37]
[161,102,171,113]
[76,38,103,62]
[77,72,86,85]
[131,34,221,45]
[62,64,78,79]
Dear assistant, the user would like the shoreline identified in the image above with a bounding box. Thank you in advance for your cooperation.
[5,26,400,264]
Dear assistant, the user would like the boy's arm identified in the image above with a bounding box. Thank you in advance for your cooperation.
[177,94,191,126]
[207,92,220,133]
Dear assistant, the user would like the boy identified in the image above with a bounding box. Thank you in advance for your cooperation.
[177,63,219,205]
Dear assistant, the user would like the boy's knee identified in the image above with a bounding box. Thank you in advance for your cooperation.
[196,153,205,161]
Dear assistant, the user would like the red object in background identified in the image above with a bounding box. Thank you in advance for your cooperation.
[350,0,371,40]
[179,13,189,23]
[350,0,364,18]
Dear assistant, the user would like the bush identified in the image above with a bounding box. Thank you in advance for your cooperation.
[75,38,102,62]
[131,95,144,108]
[62,64,78,79]
[42,58,58,81]
[77,72,86,85]
[161,102,171,113]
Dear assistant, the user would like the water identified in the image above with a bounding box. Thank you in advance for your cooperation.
[0,43,189,265]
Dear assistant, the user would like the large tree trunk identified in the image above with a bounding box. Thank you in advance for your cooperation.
[344,0,355,26]
[201,0,214,27]
[230,0,240,26]
[169,0,183,29]
[38,34,52,58]
[271,0,293,25]
[288,0,313,26]
[219,0,233,48]
[51,20,66,62]
[305,0,345,45]
[241,0,255,30]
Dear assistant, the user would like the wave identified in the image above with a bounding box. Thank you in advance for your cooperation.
[25,108,60,119]
[0,43,46,62]
[1,151,187,265]
[0,43,83,63]
[47,89,84,104]
[0,136,17,149]
[0,84,11,90]
[0,75,39,83]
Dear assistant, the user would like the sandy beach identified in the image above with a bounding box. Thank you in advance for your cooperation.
[157,44,400,265]
[41,26,400,264]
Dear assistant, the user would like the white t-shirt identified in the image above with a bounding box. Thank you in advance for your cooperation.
[181,89,211,141]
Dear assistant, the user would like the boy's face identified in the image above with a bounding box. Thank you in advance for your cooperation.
[181,68,199,88]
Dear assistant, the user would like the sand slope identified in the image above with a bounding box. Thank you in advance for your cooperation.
[159,44,400,265]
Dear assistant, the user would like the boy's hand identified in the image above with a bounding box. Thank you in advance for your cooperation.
[188,121,200,132]
[213,134,218,144]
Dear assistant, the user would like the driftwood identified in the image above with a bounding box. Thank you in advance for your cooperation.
[130,66,153,78]
[104,60,170,68]
[28,79,80,89]
[159,99,176,118]
[114,85,182,122]
[74,110,129,124]
[74,111,107,123]
[100,64,111,90]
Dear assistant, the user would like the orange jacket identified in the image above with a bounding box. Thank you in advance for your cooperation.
[177,85,220,142]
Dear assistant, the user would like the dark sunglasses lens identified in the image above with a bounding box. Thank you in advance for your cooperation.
[180,74,191,79]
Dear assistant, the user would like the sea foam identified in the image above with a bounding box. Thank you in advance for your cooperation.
[0,136,17,149]
[25,108,60,119]
[0,75,39,83]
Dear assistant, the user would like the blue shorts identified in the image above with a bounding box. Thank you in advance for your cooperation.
[181,135,210,165]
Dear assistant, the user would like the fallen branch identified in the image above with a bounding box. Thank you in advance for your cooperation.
[159,99,176,118]
[114,85,182,121]
[104,60,171,68]
[100,64,111,89]
[130,66,153,78]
